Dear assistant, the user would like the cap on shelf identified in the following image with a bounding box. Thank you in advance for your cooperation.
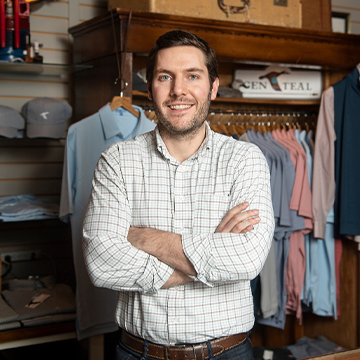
[0,105,26,138]
[22,97,72,139]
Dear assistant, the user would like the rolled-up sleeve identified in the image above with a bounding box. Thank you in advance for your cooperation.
[182,144,274,286]
[83,144,174,293]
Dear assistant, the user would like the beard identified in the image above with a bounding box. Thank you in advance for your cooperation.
[153,90,212,141]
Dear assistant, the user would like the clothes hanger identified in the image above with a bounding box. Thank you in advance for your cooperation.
[109,8,139,118]
[110,86,140,118]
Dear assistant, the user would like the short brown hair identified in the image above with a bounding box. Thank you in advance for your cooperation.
[146,30,218,96]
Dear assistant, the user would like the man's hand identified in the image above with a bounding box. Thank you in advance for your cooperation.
[161,269,193,289]
[216,202,260,234]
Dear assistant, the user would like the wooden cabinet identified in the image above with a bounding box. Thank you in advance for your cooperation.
[68,9,360,350]
[69,9,360,121]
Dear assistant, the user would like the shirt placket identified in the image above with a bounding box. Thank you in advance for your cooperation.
[167,161,193,343]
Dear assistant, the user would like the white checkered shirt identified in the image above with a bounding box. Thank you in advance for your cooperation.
[83,123,274,345]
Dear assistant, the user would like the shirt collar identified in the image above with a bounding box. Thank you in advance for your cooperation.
[99,103,141,140]
[155,122,212,162]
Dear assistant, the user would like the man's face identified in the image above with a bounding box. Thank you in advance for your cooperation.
[148,46,219,139]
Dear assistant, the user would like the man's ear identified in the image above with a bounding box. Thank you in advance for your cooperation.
[211,78,220,101]
[147,82,152,100]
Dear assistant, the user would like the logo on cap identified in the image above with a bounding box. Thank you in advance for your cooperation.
[40,111,50,120]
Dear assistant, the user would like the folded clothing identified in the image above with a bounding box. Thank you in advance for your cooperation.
[284,336,346,359]
[0,195,59,222]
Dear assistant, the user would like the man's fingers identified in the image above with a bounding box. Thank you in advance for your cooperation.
[234,216,261,234]
[221,209,259,233]
[216,205,260,234]
[216,202,249,232]
[221,202,249,223]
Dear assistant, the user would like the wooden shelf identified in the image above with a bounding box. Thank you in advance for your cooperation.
[214,97,320,106]
[0,219,68,230]
[0,62,91,77]
[0,321,76,350]
[69,9,360,71]
[133,90,320,114]
[133,90,320,106]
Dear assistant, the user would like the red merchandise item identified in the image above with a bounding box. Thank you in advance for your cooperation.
[0,0,5,48]
[14,0,19,48]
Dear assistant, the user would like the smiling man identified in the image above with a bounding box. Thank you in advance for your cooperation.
[83,30,274,360]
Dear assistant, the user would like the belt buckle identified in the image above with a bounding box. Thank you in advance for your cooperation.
[164,344,186,360]
[192,344,205,360]
[165,343,204,360]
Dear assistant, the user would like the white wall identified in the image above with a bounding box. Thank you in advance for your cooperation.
[1,0,108,114]
[0,0,108,201]
[332,0,360,34]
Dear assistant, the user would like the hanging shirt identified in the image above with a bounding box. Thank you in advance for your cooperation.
[313,64,360,240]
[333,66,360,238]
[59,103,156,340]
[312,87,336,239]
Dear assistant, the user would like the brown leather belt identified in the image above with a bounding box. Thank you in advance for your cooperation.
[120,330,247,360]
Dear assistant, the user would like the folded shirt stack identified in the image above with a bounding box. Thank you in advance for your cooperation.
[0,195,59,222]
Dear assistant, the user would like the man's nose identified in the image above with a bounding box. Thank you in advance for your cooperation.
[170,77,187,97]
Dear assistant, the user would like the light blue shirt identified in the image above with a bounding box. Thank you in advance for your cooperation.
[59,103,156,340]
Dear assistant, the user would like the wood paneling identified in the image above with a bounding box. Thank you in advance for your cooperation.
[302,0,332,31]
[29,15,70,35]
[0,179,62,197]
[0,80,69,99]
[30,2,69,19]
[0,145,64,163]
[0,163,63,180]
[80,3,108,21]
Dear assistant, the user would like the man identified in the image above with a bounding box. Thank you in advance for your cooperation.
[83,30,274,360]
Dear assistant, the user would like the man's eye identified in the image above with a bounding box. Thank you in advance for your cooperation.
[188,74,199,80]
[159,75,171,81]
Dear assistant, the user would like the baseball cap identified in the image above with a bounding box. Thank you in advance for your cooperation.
[22,97,72,139]
[0,105,26,138]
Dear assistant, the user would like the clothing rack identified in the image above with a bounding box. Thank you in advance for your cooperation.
[142,106,318,132]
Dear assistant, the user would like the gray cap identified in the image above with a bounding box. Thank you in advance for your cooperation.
[22,97,72,139]
[0,105,26,138]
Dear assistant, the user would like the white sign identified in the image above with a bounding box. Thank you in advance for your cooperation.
[232,66,322,100]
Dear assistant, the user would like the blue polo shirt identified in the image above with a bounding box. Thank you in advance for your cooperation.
[59,103,156,340]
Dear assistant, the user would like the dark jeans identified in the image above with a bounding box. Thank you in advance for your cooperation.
[116,335,254,360]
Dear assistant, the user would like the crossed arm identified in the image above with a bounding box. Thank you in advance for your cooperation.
[127,202,260,288]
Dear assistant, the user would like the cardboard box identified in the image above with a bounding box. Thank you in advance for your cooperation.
[108,0,302,28]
